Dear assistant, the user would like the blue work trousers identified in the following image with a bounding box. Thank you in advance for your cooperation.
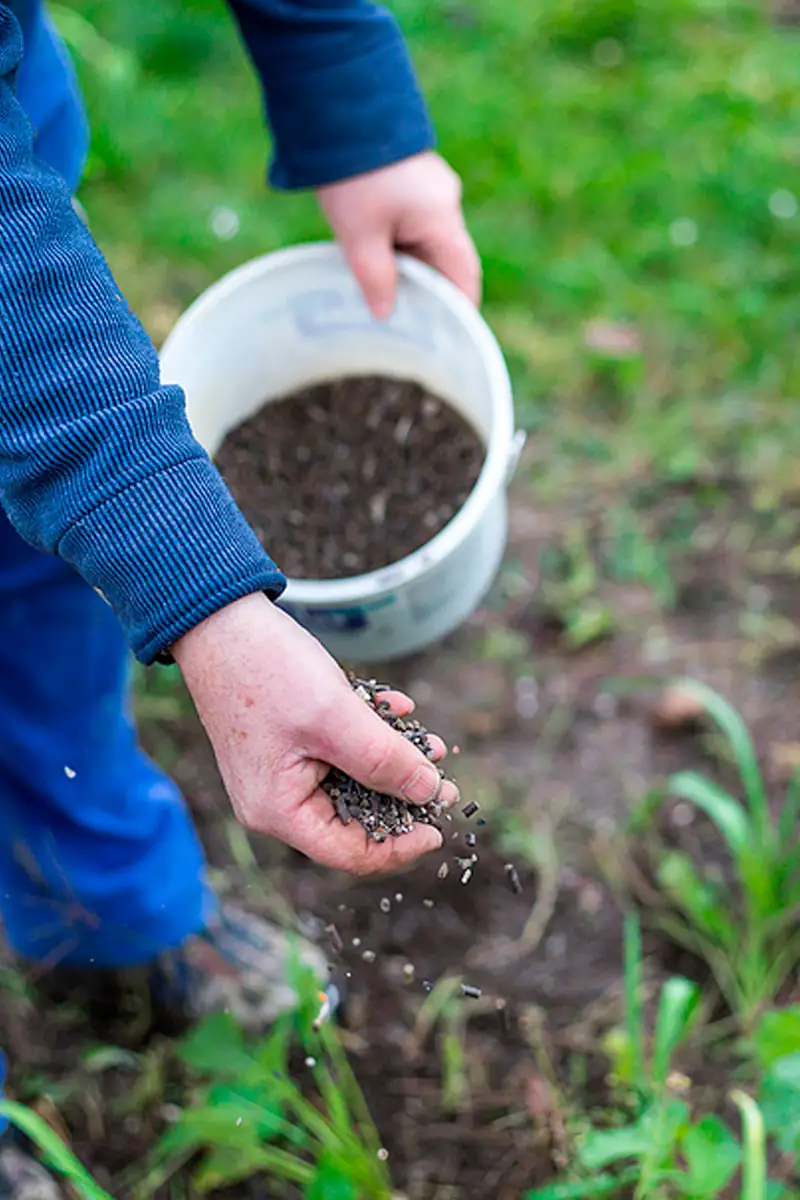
[0,507,214,970]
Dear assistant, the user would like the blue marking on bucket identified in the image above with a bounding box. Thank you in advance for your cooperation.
[282,595,396,636]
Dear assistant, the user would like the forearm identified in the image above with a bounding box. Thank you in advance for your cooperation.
[0,6,285,663]
[227,0,435,189]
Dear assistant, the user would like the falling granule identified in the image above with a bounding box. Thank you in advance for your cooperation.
[312,992,332,1030]
[352,936,362,947]
[236,1117,243,1126]
[403,962,415,983]
[64,766,76,779]
[504,863,523,894]
[460,868,473,885]
[462,801,480,819]
[422,980,433,992]
[362,949,376,963]
[461,984,482,999]
[437,862,449,880]
[394,892,404,902]
[465,832,477,848]
[477,818,487,827]
[377,1149,389,1162]
[423,898,435,908]
[305,1056,316,1068]
[379,897,391,913]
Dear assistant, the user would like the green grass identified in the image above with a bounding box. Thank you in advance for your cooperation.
[57,0,800,504]
[619,679,800,1028]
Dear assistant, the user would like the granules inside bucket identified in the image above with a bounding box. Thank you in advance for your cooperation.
[213,374,485,580]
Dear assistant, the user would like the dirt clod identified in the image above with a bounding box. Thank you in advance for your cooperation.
[214,375,485,579]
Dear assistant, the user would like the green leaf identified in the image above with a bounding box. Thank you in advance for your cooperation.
[0,1101,114,1200]
[303,1153,360,1200]
[652,977,700,1088]
[178,1012,256,1077]
[657,852,737,949]
[772,1052,800,1090]
[681,1116,740,1195]
[759,1075,800,1155]
[526,1168,641,1200]
[578,1122,650,1170]
[665,681,767,833]
[730,1091,767,1200]
[667,772,751,856]
[753,1008,800,1069]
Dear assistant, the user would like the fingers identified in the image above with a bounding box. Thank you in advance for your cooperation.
[405,221,482,307]
[291,789,444,877]
[340,231,398,320]
[320,690,459,808]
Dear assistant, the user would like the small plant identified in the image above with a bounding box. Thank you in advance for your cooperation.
[526,916,758,1200]
[629,678,800,1027]
[405,975,470,1111]
[140,967,394,1198]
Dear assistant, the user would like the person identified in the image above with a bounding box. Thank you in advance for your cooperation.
[0,0,481,1192]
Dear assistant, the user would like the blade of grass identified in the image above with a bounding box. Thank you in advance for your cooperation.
[623,912,647,1100]
[0,1101,113,1200]
[666,773,750,856]
[730,1091,767,1200]
[666,680,769,840]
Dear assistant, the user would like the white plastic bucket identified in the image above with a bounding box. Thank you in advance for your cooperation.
[160,242,522,662]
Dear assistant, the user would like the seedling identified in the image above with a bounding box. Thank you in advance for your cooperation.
[629,679,800,1026]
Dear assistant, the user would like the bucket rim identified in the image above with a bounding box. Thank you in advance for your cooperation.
[161,240,515,606]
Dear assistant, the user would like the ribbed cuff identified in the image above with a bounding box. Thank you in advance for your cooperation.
[58,454,286,664]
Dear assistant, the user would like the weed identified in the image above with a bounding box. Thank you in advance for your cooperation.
[139,965,393,1198]
[627,679,800,1026]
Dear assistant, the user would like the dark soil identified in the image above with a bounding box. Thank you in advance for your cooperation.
[5,452,800,1197]
[214,375,485,579]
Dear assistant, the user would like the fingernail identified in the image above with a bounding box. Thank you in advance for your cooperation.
[401,763,443,804]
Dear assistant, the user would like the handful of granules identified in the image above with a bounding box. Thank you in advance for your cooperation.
[322,675,448,842]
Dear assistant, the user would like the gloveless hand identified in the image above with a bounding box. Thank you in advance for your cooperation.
[173,593,458,876]
[317,151,481,318]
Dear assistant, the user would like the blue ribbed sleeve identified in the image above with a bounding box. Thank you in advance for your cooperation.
[228,0,435,190]
[0,8,285,664]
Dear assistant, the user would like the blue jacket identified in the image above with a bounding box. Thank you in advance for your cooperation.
[0,1,434,663]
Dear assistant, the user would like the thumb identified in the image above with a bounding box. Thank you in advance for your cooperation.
[341,231,398,320]
[327,695,459,808]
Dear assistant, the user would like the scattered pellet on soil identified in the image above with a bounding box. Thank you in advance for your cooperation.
[362,950,377,963]
[379,897,392,913]
[403,963,416,983]
[462,801,480,819]
[465,832,477,848]
[64,766,76,779]
[394,892,403,903]
[321,675,452,841]
[305,1056,316,1068]
[452,744,461,754]
[505,863,523,894]
[352,937,362,948]
[377,1149,389,1162]
[437,862,450,880]
[214,374,485,579]
[461,984,482,999]
[423,898,435,908]
[460,868,473,885]
[477,818,487,826]
[422,980,433,992]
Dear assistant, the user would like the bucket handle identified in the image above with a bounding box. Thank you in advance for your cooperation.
[505,429,527,484]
